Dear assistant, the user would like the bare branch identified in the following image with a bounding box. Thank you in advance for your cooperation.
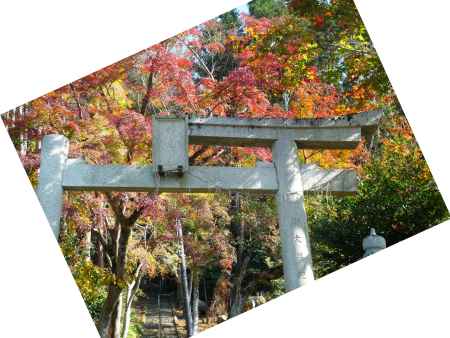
[140,73,154,115]
[69,83,84,119]
[189,145,210,164]
[176,36,215,81]
[92,228,113,270]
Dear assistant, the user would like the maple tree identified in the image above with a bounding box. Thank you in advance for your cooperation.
[1,1,448,337]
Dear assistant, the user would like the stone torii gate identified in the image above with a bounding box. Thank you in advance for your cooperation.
[36,110,382,291]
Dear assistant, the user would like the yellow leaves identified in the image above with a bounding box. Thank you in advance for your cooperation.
[245,27,254,36]
[305,42,318,51]
[240,153,257,168]
[338,38,353,51]
[283,66,295,79]
[71,260,110,301]
[110,80,133,109]
[350,85,366,100]
[418,165,432,181]
[77,113,128,164]
[334,104,351,115]
[296,96,314,118]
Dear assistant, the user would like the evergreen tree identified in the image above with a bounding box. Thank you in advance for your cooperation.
[249,0,288,18]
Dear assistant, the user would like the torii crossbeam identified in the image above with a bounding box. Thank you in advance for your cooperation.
[36,109,382,291]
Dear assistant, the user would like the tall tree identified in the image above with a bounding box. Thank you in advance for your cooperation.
[249,0,288,18]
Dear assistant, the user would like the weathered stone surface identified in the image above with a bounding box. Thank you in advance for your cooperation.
[152,116,189,175]
[300,163,357,195]
[272,138,315,291]
[62,160,278,193]
[62,159,357,195]
[36,134,69,238]
[363,228,387,257]
[189,125,361,149]
[189,109,382,129]
[188,109,382,148]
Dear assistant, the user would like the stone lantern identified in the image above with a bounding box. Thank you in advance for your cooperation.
[363,228,386,257]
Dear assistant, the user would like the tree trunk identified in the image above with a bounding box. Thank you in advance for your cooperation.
[81,229,92,261]
[176,276,183,307]
[121,290,133,338]
[207,272,230,324]
[191,270,200,335]
[122,267,144,338]
[229,255,251,318]
[177,218,194,337]
[95,233,105,268]
[228,192,251,318]
[18,105,28,156]
[97,220,132,337]
[188,269,193,301]
[97,223,122,336]
[140,73,154,115]
[97,285,123,338]
[111,293,123,338]
[203,278,208,324]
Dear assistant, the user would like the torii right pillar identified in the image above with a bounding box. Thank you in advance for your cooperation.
[272,138,314,291]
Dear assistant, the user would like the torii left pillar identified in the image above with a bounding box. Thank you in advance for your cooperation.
[36,134,69,238]
[272,138,314,291]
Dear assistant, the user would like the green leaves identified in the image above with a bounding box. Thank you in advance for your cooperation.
[309,116,449,277]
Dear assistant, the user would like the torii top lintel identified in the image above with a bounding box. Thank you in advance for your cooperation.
[187,109,382,149]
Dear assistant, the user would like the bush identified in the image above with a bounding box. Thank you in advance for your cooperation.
[309,118,449,277]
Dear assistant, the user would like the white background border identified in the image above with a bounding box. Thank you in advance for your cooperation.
[1,1,449,337]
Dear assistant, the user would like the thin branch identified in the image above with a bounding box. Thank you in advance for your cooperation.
[69,83,84,119]
[140,73,154,115]
[128,205,145,226]
[99,86,114,115]
[105,192,126,224]
[199,148,224,165]
[304,150,322,161]
[176,36,215,81]
[92,228,113,270]
[332,43,373,56]
[126,262,144,309]
[189,145,209,164]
